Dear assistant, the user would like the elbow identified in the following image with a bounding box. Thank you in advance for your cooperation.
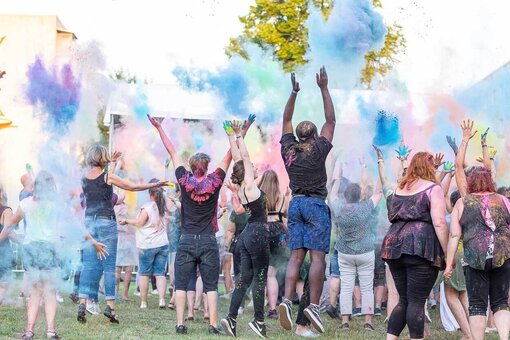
[433,217,447,229]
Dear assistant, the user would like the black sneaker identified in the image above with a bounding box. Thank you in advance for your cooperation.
[103,305,119,324]
[208,325,225,335]
[77,303,87,323]
[374,308,382,316]
[69,293,79,304]
[277,299,293,330]
[220,316,237,337]
[175,325,188,334]
[325,304,340,319]
[267,309,278,320]
[304,304,324,333]
[248,320,267,338]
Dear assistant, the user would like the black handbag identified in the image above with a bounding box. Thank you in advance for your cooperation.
[228,235,238,254]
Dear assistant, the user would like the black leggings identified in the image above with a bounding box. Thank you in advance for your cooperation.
[386,255,439,339]
[228,223,269,322]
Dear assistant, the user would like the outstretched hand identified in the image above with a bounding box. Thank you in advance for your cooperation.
[223,121,234,136]
[316,66,328,89]
[111,150,122,162]
[93,241,109,260]
[291,73,300,93]
[395,141,412,161]
[443,161,455,172]
[446,136,458,155]
[372,144,383,160]
[147,115,161,129]
[231,120,243,135]
[241,114,256,133]
[461,119,477,141]
[434,153,445,169]
[224,179,238,193]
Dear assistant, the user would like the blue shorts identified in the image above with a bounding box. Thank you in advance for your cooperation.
[138,245,169,276]
[330,249,340,277]
[288,196,331,253]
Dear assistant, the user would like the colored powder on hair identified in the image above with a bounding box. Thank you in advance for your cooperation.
[25,57,81,133]
[373,110,400,146]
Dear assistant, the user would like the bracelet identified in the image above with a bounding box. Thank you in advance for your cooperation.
[482,145,488,148]
[377,159,384,164]
[292,90,298,94]
[236,135,242,139]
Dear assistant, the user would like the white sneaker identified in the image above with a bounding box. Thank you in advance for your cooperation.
[151,289,158,295]
[140,301,147,309]
[424,307,431,323]
[86,301,100,315]
[56,293,64,303]
[159,299,166,309]
[134,291,140,296]
[238,306,244,315]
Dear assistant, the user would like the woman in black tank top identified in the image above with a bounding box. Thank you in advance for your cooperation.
[77,145,167,325]
[219,120,270,338]
[258,169,289,319]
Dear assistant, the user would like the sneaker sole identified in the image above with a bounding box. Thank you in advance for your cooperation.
[248,322,267,339]
[278,304,293,331]
[220,319,235,337]
[304,309,325,333]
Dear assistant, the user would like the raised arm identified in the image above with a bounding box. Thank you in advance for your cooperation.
[455,119,477,197]
[224,121,241,162]
[118,209,149,228]
[395,141,411,182]
[108,174,167,192]
[218,114,255,173]
[148,115,184,169]
[442,165,455,213]
[225,179,245,215]
[373,145,391,197]
[282,73,300,135]
[359,156,369,192]
[370,179,383,207]
[231,121,257,193]
[317,66,336,142]
[481,128,491,169]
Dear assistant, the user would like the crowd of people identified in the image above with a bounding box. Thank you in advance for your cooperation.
[0,67,509,340]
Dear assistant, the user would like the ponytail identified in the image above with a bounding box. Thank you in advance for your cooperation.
[149,178,166,217]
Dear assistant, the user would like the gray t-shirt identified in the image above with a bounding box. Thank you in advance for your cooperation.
[332,198,377,255]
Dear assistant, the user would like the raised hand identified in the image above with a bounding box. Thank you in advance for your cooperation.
[443,161,455,172]
[316,66,328,90]
[111,150,122,162]
[223,121,234,136]
[481,127,490,145]
[291,73,300,93]
[489,147,497,159]
[147,115,161,129]
[434,153,445,169]
[372,144,383,160]
[460,119,477,141]
[242,114,256,132]
[395,141,412,161]
[446,136,458,155]
[224,179,238,192]
[164,158,170,169]
[231,120,243,135]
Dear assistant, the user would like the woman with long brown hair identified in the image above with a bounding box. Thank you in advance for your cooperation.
[381,152,449,340]
[258,169,288,320]
[444,120,510,340]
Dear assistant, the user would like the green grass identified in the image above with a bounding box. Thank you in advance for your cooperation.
[0,283,500,340]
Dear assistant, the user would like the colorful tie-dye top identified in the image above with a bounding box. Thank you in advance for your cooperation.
[381,185,445,268]
[459,193,510,270]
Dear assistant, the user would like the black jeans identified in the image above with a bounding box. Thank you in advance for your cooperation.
[386,255,439,339]
[465,259,510,316]
[174,234,219,293]
[228,222,269,322]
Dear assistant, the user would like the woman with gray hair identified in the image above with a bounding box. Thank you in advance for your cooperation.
[77,145,166,324]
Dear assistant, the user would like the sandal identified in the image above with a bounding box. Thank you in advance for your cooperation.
[104,305,119,324]
[21,331,34,340]
[168,302,175,310]
[186,316,194,321]
[341,323,350,330]
[46,330,61,339]
[77,303,87,324]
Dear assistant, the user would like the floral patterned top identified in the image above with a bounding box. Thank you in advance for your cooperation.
[459,193,510,270]
[381,185,445,268]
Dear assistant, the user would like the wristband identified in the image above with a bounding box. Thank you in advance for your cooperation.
[482,145,488,148]
[292,90,298,94]
[377,159,384,164]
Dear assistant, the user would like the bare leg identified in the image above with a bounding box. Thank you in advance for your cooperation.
[203,293,209,319]
[296,280,304,300]
[115,267,121,298]
[139,275,149,305]
[267,265,279,311]
[493,309,510,340]
[175,290,186,326]
[43,283,57,332]
[469,315,486,340]
[195,276,203,310]
[375,285,385,309]
[26,283,42,332]
[444,285,471,339]
[284,249,306,300]
[328,277,340,307]
[385,266,399,318]
[223,255,233,294]
[186,291,195,319]
[206,291,218,327]
[123,266,133,300]
[308,250,326,305]
[156,276,166,300]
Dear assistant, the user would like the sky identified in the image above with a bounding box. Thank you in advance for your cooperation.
[2,0,510,94]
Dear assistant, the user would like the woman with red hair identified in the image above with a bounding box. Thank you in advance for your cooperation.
[381,151,449,340]
[444,120,510,340]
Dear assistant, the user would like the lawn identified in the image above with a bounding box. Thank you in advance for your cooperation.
[0,283,500,340]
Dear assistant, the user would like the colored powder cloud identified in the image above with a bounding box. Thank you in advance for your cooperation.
[25,57,81,133]
[373,110,400,146]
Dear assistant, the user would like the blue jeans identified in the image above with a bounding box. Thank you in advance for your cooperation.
[79,217,118,301]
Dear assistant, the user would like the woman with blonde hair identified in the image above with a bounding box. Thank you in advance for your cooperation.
[77,145,166,324]
[381,152,449,340]
[258,169,289,320]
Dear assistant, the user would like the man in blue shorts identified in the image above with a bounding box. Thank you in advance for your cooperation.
[278,67,336,335]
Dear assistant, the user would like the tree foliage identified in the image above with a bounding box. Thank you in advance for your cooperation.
[227,0,405,86]
[360,24,406,88]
